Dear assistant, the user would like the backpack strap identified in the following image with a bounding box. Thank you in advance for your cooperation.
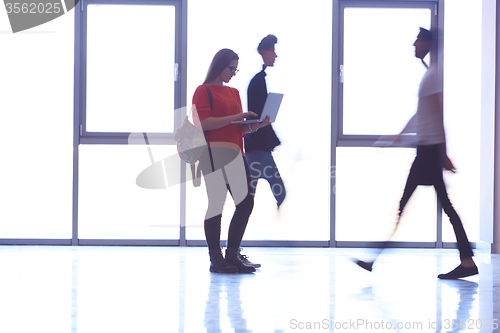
[204,85,213,109]
[202,85,215,172]
[192,164,201,187]
[192,85,214,186]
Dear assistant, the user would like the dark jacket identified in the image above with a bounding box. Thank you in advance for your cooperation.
[244,69,281,152]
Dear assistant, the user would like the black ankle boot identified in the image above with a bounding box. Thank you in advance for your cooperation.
[225,248,256,273]
[209,248,238,273]
[238,248,261,268]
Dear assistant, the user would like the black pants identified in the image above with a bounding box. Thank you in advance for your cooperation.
[200,147,254,250]
[399,144,474,259]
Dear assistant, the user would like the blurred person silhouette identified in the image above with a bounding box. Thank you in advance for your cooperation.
[361,28,477,279]
[193,48,270,273]
[240,35,286,269]
[245,34,286,209]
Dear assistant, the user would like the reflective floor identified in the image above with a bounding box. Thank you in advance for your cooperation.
[0,246,497,332]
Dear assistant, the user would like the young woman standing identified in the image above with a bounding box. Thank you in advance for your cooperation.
[192,49,270,273]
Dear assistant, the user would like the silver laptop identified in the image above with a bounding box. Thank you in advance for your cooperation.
[232,92,284,124]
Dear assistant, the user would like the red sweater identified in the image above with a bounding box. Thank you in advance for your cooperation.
[192,85,245,154]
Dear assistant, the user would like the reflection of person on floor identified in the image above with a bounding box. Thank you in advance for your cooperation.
[204,274,249,332]
[434,280,478,330]
[193,48,270,274]
[388,28,478,279]
[244,34,286,209]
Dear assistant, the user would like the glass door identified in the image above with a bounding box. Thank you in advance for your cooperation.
[77,1,182,243]
[335,2,439,245]
[185,0,333,244]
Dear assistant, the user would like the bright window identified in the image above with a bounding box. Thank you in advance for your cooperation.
[0,11,73,239]
[85,5,176,133]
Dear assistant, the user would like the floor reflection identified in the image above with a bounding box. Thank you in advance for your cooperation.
[437,280,479,333]
[204,273,254,332]
[0,246,496,333]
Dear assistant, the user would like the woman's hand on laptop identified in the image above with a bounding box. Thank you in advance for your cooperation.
[256,116,271,128]
[243,116,270,134]
[242,111,258,119]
